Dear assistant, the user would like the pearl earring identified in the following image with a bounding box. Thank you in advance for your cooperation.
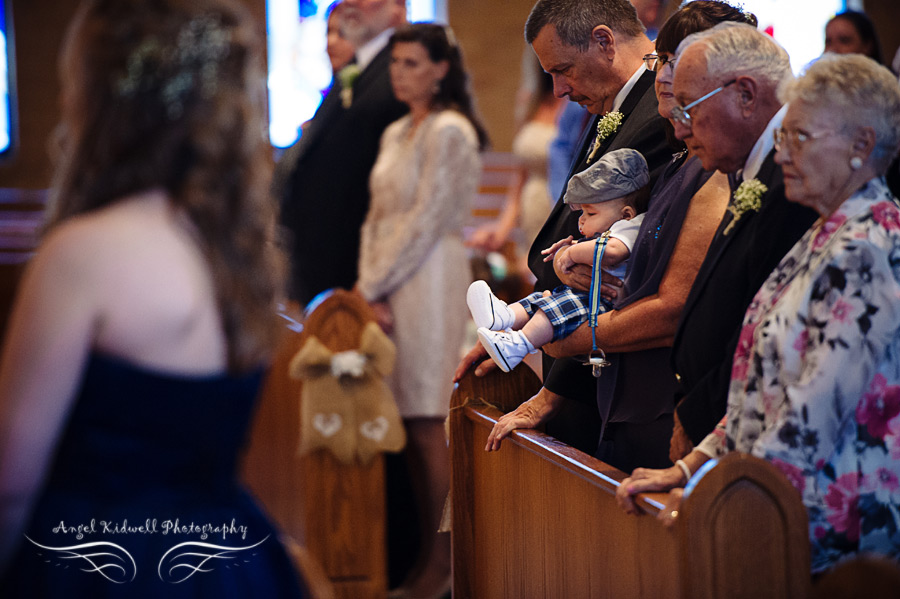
[432,80,440,95]
[850,156,863,170]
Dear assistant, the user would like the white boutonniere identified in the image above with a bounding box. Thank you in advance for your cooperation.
[723,178,767,235]
[338,63,361,108]
[586,111,623,164]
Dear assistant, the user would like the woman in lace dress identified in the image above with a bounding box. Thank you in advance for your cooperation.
[356,23,487,599]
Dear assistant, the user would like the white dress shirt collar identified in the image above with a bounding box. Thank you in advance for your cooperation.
[742,103,788,181]
[612,64,648,113]
[355,27,395,72]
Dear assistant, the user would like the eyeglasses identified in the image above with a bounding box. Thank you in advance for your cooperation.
[773,127,837,153]
[670,79,737,128]
[642,53,674,72]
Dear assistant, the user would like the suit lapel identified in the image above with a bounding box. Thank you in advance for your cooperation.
[351,45,392,99]
[570,69,657,177]
[282,45,393,175]
[537,70,659,251]
[677,150,781,334]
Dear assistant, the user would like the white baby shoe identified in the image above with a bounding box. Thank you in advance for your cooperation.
[467,280,515,331]
[476,327,536,373]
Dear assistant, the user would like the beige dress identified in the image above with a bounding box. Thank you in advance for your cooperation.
[512,120,556,246]
[358,110,480,418]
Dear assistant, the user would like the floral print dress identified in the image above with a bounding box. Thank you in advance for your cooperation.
[724,177,900,573]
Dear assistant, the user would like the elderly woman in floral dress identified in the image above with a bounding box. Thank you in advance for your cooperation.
[618,53,900,574]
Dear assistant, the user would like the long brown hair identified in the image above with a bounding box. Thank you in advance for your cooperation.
[390,23,490,150]
[49,0,284,373]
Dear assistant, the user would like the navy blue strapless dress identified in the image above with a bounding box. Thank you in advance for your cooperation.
[1,353,305,598]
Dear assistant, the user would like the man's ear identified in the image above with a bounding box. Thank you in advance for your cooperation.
[735,75,758,117]
[591,25,616,60]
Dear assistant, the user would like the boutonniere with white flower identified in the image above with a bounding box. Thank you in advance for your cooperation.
[586,111,624,164]
[723,178,767,235]
[338,63,361,108]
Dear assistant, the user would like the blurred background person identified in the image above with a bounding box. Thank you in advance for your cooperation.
[325,1,355,75]
[824,9,883,64]
[468,61,561,266]
[276,0,407,307]
[630,0,670,40]
[0,0,305,596]
[356,23,487,599]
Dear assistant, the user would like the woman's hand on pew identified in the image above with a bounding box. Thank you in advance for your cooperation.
[658,489,685,529]
[669,412,694,463]
[453,342,498,381]
[484,387,564,451]
[615,465,686,515]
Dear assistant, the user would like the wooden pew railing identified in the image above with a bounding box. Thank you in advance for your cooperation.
[450,366,812,599]
[242,290,387,599]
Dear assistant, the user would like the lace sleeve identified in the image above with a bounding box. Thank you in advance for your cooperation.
[357,113,480,301]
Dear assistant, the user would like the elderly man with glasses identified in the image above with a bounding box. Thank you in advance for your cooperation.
[666,22,818,462]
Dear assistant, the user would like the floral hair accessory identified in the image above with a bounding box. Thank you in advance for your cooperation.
[116,14,232,119]
[586,111,624,164]
[338,63,362,108]
[724,178,767,235]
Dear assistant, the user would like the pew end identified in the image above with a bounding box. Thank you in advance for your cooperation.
[242,289,388,599]
[449,365,812,598]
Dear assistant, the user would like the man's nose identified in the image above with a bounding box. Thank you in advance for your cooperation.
[552,76,571,99]
[672,120,691,141]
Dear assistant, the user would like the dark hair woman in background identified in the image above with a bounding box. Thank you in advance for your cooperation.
[356,23,487,599]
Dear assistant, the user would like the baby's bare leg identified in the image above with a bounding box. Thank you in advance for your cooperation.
[521,310,554,349]
[509,303,530,330]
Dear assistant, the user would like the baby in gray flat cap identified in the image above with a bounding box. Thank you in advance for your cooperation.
[468,148,649,372]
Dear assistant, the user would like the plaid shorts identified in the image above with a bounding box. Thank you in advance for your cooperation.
[517,286,613,342]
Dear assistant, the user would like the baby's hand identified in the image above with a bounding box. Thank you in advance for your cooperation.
[541,236,574,262]
[555,246,577,274]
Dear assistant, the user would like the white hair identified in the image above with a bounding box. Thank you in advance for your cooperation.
[780,53,900,171]
[676,22,792,91]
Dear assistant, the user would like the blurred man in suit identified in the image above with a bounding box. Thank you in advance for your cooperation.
[276,0,407,305]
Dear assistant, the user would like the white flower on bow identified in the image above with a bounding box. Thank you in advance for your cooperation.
[338,64,361,108]
[586,111,624,164]
[330,350,367,378]
[724,178,767,235]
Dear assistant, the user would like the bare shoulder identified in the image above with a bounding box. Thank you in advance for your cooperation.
[39,190,188,281]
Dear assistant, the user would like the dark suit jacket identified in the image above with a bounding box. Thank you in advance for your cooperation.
[529,70,671,411]
[672,150,818,445]
[278,45,408,305]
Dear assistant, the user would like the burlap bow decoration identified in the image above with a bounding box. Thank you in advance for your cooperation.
[289,321,406,464]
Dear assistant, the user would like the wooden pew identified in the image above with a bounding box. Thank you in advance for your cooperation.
[449,366,812,599]
[0,188,45,338]
[242,290,387,599]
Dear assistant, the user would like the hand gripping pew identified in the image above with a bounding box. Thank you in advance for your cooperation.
[242,290,390,599]
[449,366,812,599]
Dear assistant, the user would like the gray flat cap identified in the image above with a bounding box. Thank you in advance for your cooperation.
[564,148,649,206]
